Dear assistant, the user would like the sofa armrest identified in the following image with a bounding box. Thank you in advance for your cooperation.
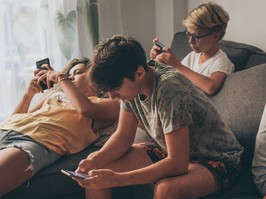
[209,64,266,165]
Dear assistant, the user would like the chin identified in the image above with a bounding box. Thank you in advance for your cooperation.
[191,47,200,53]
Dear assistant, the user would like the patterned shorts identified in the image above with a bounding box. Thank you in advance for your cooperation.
[140,142,241,191]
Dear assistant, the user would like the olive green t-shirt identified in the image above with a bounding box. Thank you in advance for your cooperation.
[122,61,243,167]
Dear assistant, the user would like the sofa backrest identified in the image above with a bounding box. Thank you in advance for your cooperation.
[170,31,263,72]
[209,64,266,165]
[247,52,266,69]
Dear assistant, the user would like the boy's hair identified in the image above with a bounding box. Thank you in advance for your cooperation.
[89,35,147,92]
[183,2,229,39]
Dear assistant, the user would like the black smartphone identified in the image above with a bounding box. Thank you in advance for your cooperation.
[155,41,165,54]
[36,58,53,90]
[61,169,91,179]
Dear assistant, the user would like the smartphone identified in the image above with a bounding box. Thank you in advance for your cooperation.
[36,58,53,90]
[61,169,91,179]
[155,41,165,54]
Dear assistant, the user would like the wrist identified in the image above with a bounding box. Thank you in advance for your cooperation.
[57,74,70,85]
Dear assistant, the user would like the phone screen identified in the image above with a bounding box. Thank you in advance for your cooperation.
[35,58,53,90]
[36,58,50,70]
[61,169,91,179]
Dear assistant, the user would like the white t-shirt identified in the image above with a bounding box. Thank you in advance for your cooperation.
[181,49,234,77]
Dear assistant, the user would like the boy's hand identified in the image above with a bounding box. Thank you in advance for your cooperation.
[76,158,97,174]
[150,38,163,59]
[74,169,120,189]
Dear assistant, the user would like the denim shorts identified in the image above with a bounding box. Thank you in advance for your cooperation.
[0,129,62,175]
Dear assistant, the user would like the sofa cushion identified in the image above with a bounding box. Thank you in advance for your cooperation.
[170,31,192,60]
[220,40,263,72]
[247,52,266,69]
[209,64,266,165]
[170,31,263,72]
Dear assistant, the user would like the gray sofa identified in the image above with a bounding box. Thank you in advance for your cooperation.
[3,32,266,199]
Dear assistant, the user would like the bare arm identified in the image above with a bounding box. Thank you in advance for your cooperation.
[76,109,139,172]
[12,76,49,114]
[156,48,227,96]
[171,63,226,96]
[75,125,190,188]
[118,126,190,185]
[37,65,120,121]
[58,78,119,121]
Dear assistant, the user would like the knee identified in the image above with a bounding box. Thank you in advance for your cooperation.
[154,179,183,199]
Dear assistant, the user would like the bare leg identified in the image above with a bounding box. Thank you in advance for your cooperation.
[154,163,219,199]
[0,148,32,196]
[86,144,153,199]
[86,188,112,199]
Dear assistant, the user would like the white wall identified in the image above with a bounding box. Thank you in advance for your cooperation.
[98,0,266,57]
[98,0,156,57]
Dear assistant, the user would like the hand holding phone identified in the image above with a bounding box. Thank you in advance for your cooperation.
[155,41,165,54]
[36,58,53,90]
[61,169,91,179]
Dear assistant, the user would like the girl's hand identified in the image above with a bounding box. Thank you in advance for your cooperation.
[26,76,43,96]
[35,64,61,91]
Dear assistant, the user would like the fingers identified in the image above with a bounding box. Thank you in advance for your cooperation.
[34,67,55,90]
[73,169,115,189]
[29,79,42,93]
[76,159,90,173]
[39,63,53,70]
[150,45,161,59]
[73,173,98,188]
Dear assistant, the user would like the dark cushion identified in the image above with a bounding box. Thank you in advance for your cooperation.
[209,64,266,165]
[170,31,192,60]
[170,31,263,72]
[247,52,266,68]
[220,40,263,72]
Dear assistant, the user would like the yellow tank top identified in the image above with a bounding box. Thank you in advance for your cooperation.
[0,92,99,155]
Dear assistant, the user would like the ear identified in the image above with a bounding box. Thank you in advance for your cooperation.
[135,66,145,80]
[213,32,221,42]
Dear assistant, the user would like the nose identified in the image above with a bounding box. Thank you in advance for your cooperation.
[68,74,75,81]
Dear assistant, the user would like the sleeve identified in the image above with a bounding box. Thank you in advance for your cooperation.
[121,100,133,112]
[157,81,193,134]
[209,50,235,76]
[252,104,266,195]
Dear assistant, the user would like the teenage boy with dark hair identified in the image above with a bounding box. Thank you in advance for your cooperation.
[75,35,243,199]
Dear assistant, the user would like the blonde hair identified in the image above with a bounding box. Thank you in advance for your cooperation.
[182,2,229,39]
[53,58,92,91]
[61,57,91,76]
